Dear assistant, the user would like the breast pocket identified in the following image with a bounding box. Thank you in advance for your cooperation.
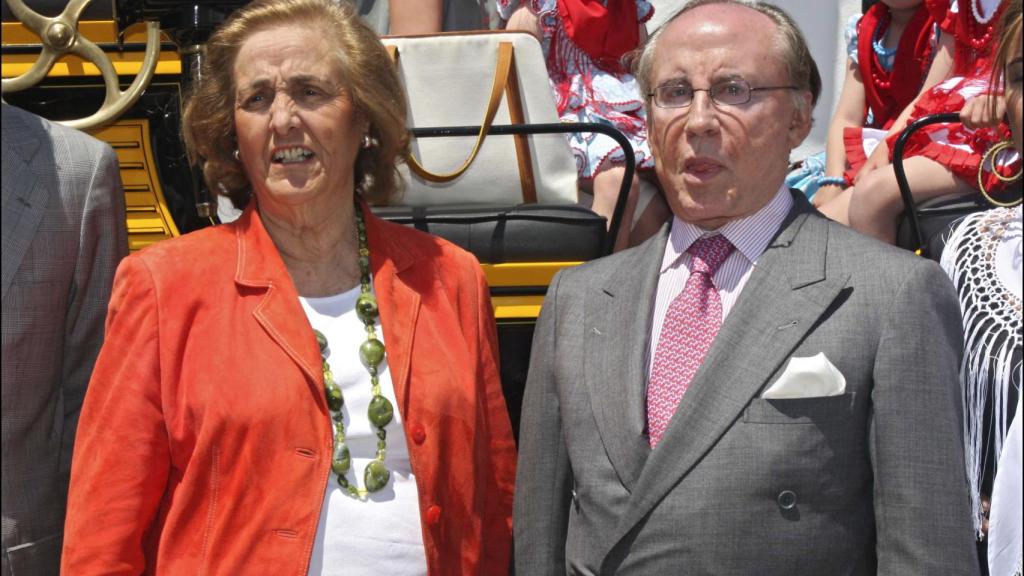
[742,392,857,424]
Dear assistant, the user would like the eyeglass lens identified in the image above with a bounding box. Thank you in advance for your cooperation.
[655,80,751,108]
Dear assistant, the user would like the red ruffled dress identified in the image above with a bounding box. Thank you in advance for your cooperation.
[841,3,937,183]
[865,0,1020,191]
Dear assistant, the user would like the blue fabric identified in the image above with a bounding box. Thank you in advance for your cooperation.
[785,151,827,200]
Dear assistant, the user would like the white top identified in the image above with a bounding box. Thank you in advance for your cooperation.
[301,286,428,576]
[646,185,793,379]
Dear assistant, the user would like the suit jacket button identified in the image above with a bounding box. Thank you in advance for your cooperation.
[777,490,797,510]
[411,423,426,445]
[425,504,442,526]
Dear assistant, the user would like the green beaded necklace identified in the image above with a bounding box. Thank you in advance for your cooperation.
[313,202,394,499]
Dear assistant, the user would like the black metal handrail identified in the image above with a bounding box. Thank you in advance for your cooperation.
[892,112,963,253]
[411,121,636,256]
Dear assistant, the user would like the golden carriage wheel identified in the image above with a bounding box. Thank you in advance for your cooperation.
[1,0,161,130]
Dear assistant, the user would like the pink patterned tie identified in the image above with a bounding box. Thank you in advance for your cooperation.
[647,234,735,448]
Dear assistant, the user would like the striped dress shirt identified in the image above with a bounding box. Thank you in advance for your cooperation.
[645,185,793,380]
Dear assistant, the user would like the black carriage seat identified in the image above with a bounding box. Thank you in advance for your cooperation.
[373,203,606,264]
[895,193,991,261]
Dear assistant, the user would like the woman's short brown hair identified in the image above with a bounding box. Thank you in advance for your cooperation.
[181,0,409,209]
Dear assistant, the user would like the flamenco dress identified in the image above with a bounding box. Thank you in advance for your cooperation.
[872,0,1021,192]
[786,3,936,198]
[842,2,938,183]
[496,0,655,181]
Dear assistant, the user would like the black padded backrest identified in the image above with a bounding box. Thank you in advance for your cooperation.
[371,204,606,264]
[895,194,992,261]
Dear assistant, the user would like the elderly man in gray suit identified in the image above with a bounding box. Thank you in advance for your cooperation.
[514,1,980,574]
[1,103,127,574]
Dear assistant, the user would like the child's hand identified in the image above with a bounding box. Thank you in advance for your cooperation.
[960,94,1005,130]
[854,140,890,185]
[812,184,844,207]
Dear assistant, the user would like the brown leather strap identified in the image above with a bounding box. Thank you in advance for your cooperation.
[504,49,537,203]
[389,42,515,184]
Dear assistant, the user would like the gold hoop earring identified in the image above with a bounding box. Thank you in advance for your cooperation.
[977,140,1023,208]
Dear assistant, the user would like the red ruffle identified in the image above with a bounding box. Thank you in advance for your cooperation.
[843,126,870,183]
[896,130,1019,191]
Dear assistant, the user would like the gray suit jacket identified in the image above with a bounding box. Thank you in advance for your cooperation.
[515,193,979,575]
[1,103,127,575]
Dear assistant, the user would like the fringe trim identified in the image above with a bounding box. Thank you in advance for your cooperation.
[940,207,1024,538]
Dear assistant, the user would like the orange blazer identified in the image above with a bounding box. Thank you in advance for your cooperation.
[62,204,516,575]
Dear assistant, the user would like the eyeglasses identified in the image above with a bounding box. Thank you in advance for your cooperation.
[649,79,799,109]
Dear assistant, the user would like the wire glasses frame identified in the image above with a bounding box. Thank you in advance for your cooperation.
[649,79,799,109]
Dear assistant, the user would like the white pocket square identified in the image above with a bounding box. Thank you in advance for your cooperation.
[761,353,846,399]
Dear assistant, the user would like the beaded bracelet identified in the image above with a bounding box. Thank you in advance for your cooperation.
[818,176,848,188]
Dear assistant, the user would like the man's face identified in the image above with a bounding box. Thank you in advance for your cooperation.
[647,4,812,230]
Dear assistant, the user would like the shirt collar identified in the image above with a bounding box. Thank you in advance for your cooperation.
[661,184,793,273]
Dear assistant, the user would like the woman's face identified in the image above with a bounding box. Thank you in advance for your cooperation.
[1005,35,1023,153]
[233,23,366,210]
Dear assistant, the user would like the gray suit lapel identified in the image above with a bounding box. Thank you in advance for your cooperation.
[604,199,851,557]
[584,225,668,490]
[1,106,49,302]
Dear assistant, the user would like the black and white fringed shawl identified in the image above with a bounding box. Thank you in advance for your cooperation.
[940,206,1023,549]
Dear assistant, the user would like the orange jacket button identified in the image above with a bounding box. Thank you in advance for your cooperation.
[411,423,426,445]
[425,505,442,526]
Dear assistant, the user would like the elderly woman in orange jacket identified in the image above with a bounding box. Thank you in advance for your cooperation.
[61,0,516,573]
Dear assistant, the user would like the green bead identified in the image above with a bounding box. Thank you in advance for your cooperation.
[356,294,379,324]
[368,395,394,428]
[364,460,390,492]
[332,442,351,474]
[358,256,371,273]
[360,338,385,367]
[314,330,328,353]
[325,383,343,412]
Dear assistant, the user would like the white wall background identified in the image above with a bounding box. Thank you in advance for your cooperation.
[646,0,862,161]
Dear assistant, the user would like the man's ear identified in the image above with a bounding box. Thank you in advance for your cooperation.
[787,91,814,150]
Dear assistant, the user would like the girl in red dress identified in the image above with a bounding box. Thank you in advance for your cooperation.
[820,0,1020,244]
[813,0,939,207]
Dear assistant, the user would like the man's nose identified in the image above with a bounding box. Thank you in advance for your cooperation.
[685,90,719,137]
